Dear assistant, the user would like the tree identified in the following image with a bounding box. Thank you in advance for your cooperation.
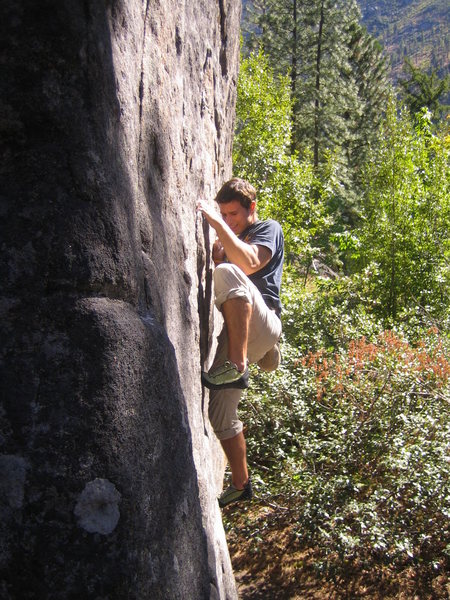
[347,23,391,186]
[233,49,329,263]
[399,57,450,123]
[242,0,391,228]
[243,0,299,100]
[357,97,449,320]
[233,48,293,187]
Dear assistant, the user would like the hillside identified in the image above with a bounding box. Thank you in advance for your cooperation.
[358,0,450,80]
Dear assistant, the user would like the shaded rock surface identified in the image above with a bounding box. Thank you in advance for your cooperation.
[0,1,241,598]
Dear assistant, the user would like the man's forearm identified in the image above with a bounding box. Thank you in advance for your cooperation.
[196,199,270,274]
[213,220,261,274]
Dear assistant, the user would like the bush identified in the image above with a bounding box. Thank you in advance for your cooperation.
[356,101,450,321]
[281,268,384,355]
[240,319,449,574]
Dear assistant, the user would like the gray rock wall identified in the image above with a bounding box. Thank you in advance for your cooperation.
[0,1,241,598]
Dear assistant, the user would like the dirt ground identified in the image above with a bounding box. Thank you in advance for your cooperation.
[225,504,450,600]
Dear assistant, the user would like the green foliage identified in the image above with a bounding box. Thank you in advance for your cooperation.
[347,22,391,185]
[233,48,293,186]
[242,0,392,225]
[356,96,450,320]
[233,49,330,260]
[239,280,449,573]
[227,263,449,577]
[288,328,449,567]
[242,0,299,85]
[281,268,382,354]
[399,57,450,123]
[230,4,450,586]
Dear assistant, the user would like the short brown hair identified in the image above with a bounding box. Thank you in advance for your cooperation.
[215,177,256,209]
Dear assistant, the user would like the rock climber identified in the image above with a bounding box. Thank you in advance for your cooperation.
[197,177,284,507]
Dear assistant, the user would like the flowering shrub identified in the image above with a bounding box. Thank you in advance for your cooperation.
[240,326,449,574]
[303,329,449,401]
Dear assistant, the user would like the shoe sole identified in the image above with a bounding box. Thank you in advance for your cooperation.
[201,371,249,390]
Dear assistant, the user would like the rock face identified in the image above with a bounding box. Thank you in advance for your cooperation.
[0,1,241,598]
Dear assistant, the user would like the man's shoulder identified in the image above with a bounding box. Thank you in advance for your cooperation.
[265,218,283,231]
[250,219,283,234]
[241,219,283,243]
[242,219,284,253]
[258,219,284,241]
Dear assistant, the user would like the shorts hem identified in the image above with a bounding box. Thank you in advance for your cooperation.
[213,423,244,441]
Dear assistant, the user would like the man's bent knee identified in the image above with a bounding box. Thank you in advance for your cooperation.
[213,263,253,310]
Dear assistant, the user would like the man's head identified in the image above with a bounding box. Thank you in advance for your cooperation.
[215,178,257,235]
[215,177,256,209]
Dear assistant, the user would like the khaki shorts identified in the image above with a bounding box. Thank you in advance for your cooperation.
[208,264,282,440]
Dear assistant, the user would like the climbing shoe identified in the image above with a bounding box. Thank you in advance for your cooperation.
[218,478,253,508]
[201,360,249,390]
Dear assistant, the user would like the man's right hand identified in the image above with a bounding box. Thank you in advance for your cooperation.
[197,200,222,230]
[212,238,226,265]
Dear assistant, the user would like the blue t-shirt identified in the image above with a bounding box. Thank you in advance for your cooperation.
[239,219,284,315]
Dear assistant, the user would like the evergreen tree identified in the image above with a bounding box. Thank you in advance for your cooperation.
[233,49,329,262]
[399,57,450,123]
[347,23,391,187]
[243,0,300,111]
[242,0,390,227]
[243,0,361,158]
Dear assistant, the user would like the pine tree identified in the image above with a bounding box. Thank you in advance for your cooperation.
[242,0,391,226]
[243,0,362,161]
[347,23,391,188]
[399,58,450,123]
[233,48,328,260]
[243,0,300,102]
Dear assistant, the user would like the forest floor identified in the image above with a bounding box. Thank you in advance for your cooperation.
[225,502,450,600]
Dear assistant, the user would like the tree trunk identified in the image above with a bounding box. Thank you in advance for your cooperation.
[291,0,298,98]
[0,1,240,598]
[314,0,325,169]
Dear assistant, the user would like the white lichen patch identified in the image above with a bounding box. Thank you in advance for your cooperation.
[74,478,121,535]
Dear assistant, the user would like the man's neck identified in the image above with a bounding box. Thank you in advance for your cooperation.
[247,213,258,227]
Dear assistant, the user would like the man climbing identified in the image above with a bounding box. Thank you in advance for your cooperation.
[197,177,284,508]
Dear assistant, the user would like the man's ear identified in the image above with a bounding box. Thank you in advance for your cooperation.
[249,200,257,214]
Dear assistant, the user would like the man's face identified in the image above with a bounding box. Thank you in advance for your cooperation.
[219,199,256,235]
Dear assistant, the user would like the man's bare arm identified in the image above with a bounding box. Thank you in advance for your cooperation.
[197,200,271,275]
